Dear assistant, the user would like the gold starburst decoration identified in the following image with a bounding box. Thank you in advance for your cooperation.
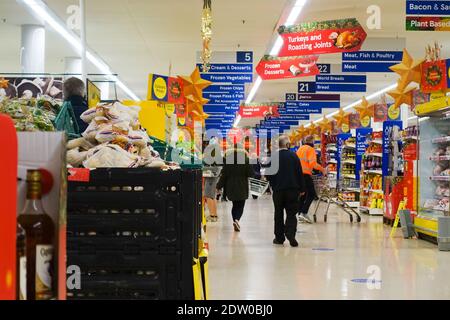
[333,108,349,128]
[318,116,332,134]
[387,78,415,110]
[389,48,424,88]
[179,67,212,101]
[0,77,9,89]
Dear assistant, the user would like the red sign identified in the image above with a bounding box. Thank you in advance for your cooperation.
[348,113,361,129]
[421,60,448,93]
[256,55,319,80]
[374,103,388,123]
[0,114,18,300]
[167,77,184,104]
[277,18,367,57]
[238,104,280,118]
[68,168,90,182]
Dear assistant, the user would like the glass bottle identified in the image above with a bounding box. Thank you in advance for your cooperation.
[16,225,26,300]
[17,170,55,300]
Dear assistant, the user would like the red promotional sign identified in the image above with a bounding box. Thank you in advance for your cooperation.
[277,18,367,57]
[421,60,448,93]
[238,104,280,118]
[256,55,319,80]
[68,168,90,182]
[167,77,184,104]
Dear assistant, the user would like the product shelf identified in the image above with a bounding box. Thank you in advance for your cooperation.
[432,136,450,144]
[363,169,383,175]
[343,144,356,149]
[365,152,383,157]
[430,176,450,181]
[362,188,383,194]
[429,155,450,161]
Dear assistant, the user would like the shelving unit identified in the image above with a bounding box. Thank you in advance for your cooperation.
[414,108,450,246]
[338,136,359,208]
[359,132,384,215]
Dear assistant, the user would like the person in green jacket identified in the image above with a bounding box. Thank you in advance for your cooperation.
[216,143,254,232]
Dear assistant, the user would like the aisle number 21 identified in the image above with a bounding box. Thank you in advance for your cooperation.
[298,82,316,93]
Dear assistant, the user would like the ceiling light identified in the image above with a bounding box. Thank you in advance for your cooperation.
[245,76,262,104]
[246,0,308,104]
[20,0,140,101]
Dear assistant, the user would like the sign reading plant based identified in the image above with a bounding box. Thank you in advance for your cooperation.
[277,18,367,57]
[406,1,450,31]
[342,51,403,72]
[255,55,320,80]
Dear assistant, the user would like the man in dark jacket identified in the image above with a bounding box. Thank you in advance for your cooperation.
[267,135,306,247]
[63,77,88,132]
[216,144,254,232]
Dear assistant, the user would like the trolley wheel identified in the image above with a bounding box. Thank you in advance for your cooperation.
[357,215,361,223]
[324,215,327,223]
[349,215,353,223]
[313,215,317,223]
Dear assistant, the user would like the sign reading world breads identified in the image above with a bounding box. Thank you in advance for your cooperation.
[147,74,184,104]
[277,18,367,57]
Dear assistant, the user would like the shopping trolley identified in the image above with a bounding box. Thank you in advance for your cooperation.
[249,178,270,197]
[312,174,361,223]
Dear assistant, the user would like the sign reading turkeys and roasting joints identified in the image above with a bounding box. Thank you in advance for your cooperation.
[277,18,367,57]
[256,55,320,80]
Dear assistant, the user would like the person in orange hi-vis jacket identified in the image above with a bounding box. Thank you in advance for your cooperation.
[296,135,326,223]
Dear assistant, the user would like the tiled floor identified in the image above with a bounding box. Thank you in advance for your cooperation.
[206,196,450,300]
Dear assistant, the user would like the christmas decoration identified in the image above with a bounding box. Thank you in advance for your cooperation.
[201,0,213,73]
[296,125,308,140]
[308,121,318,136]
[387,79,415,109]
[185,94,209,115]
[354,96,374,119]
[333,108,349,128]
[389,48,424,87]
[318,116,332,134]
[179,67,212,101]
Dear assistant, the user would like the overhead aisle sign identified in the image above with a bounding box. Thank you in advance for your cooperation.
[256,55,320,80]
[342,51,403,72]
[199,51,253,130]
[406,0,450,31]
[277,18,367,57]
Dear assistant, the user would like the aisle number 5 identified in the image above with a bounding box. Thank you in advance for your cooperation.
[237,51,253,63]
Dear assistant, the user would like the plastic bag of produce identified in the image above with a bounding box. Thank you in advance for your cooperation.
[83,143,140,168]
[67,147,88,167]
[80,108,97,123]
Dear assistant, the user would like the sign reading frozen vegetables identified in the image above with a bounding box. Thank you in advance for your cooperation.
[277,18,367,57]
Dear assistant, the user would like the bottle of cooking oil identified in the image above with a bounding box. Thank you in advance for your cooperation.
[17,170,55,300]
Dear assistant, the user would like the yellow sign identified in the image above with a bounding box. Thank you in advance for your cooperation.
[153,76,167,100]
[87,80,101,108]
[360,115,371,127]
[341,123,350,133]
[165,104,175,116]
[415,96,450,115]
[388,105,400,120]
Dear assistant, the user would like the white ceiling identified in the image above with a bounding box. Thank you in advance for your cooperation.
[1,0,449,129]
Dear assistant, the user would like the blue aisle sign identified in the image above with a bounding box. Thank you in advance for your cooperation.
[297,93,340,101]
[356,128,373,181]
[197,63,252,73]
[342,51,402,73]
[382,121,403,182]
[298,82,317,93]
[275,115,310,120]
[283,108,322,114]
[204,92,245,100]
[447,59,450,88]
[316,75,366,83]
[203,85,245,93]
[200,73,252,84]
[406,1,450,15]
[286,93,297,101]
[285,101,340,108]
[316,83,367,92]
[317,63,331,74]
[236,51,253,63]
[336,133,352,181]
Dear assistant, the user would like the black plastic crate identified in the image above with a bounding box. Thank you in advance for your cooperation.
[67,168,202,300]
[67,252,185,300]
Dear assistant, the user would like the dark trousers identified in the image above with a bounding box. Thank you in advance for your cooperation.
[273,189,299,241]
[231,200,246,221]
[299,174,317,215]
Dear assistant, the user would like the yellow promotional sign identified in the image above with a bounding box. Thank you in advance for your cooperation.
[87,80,101,108]
[360,115,371,128]
[165,104,175,116]
[341,123,350,133]
[388,105,400,120]
[153,76,167,100]
[415,96,450,115]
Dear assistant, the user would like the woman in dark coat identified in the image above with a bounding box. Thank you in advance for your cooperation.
[216,144,254,232]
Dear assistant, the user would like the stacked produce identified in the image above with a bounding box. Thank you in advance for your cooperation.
[67,102,179,169]
[0,97,61,131]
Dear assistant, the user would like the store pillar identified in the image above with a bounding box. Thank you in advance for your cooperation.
[64,57,82,79]
[20,24,45,73]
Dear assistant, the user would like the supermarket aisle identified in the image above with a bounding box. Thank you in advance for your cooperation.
[206,197,450,300]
